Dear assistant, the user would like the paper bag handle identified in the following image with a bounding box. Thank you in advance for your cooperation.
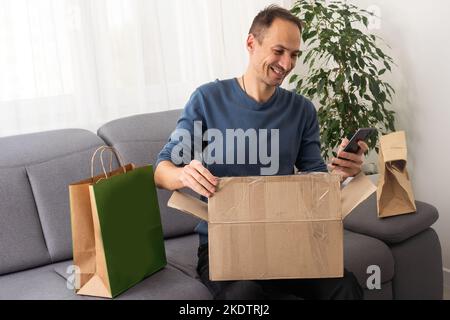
[90,146,127,181]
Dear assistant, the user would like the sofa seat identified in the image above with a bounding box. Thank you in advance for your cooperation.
[0,261,86,300]
[0,261,212,300]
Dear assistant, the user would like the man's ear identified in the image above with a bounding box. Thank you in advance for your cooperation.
[246,33,256,53]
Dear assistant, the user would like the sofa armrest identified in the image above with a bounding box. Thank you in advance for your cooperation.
[343,193,439,244]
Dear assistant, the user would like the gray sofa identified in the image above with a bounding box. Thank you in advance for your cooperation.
[0,109,443,300]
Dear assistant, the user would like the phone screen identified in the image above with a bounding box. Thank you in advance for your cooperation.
[342,128,377,154]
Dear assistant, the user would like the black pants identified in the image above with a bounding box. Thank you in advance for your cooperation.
[196,243,364,300]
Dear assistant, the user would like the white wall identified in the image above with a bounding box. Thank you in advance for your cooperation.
[347,0,450,273]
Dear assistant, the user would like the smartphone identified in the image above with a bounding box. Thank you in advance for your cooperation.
[340,128,377,155]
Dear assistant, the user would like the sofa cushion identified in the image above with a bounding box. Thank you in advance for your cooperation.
[0,261,86,300]
[97,111,201,239]
[107,140,168,167]
[53,260,211,300]
[389,228,443,299]
[344,193,439,243]
[0,129,104,167]
[26,146,119,262]
[0,260,211,300]
[0,167,51,275]
[97,109,183,146]
[116,265,212,300]
[165,233,200,278]
[1,128,110,265]
[344,230,394,288]
[363,281,393,300]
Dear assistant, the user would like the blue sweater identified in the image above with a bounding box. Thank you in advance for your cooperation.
[156,78,327,244]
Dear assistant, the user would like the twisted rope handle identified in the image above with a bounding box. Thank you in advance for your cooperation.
[90,146,127,181]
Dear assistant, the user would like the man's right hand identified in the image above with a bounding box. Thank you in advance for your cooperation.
[178,160,218,198]
[154,159,218,198]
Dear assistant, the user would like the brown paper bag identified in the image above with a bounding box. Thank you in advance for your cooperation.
[69,146,166,298]
[69,146,134,296]
[70,167,134,295]
[377,131,416,218]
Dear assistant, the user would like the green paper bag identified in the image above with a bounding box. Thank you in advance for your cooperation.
[69,146,166,298]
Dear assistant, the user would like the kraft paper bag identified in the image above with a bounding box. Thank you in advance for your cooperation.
[377,131,416,218]
[69,146,166,298]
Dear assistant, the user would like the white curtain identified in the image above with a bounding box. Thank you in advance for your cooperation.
[0,0,293,137]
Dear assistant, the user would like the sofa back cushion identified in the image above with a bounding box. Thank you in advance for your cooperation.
[0,129,108,271]
[97,109,201,239]
[0,167,51,275]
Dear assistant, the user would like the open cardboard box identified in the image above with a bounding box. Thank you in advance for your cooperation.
[168,172,376,281]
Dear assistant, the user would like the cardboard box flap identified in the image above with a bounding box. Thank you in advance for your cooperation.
[380,131,408,163]
[168,172,375,223]
[208,173,341,224]
[341,172,377,218]
[167,190,208,221]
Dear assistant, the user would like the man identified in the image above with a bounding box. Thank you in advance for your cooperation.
[155,5,366,300]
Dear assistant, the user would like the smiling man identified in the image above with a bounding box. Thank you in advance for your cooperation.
[155,5,366,300]
[239,9,301,102]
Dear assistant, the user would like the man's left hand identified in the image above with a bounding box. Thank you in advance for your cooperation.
[328,138,368,181]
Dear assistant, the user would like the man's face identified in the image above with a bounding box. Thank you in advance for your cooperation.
[248,18,301,87]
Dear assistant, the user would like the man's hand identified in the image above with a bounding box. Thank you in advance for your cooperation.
[328,138,368,181]
[178,160,218,198]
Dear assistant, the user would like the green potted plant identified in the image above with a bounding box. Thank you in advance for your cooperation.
[290,0,396,167]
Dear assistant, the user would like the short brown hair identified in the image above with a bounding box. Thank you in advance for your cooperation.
[249,4,303,43]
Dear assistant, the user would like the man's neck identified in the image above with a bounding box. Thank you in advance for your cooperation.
[240,71,277,104]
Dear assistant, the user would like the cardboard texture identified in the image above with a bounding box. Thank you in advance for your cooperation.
[341,172,377,219]
[168,172,375,281]
[377,131,416,218]
[69,153,166,298]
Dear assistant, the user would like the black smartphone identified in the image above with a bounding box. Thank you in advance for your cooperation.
[340,128,377,155]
